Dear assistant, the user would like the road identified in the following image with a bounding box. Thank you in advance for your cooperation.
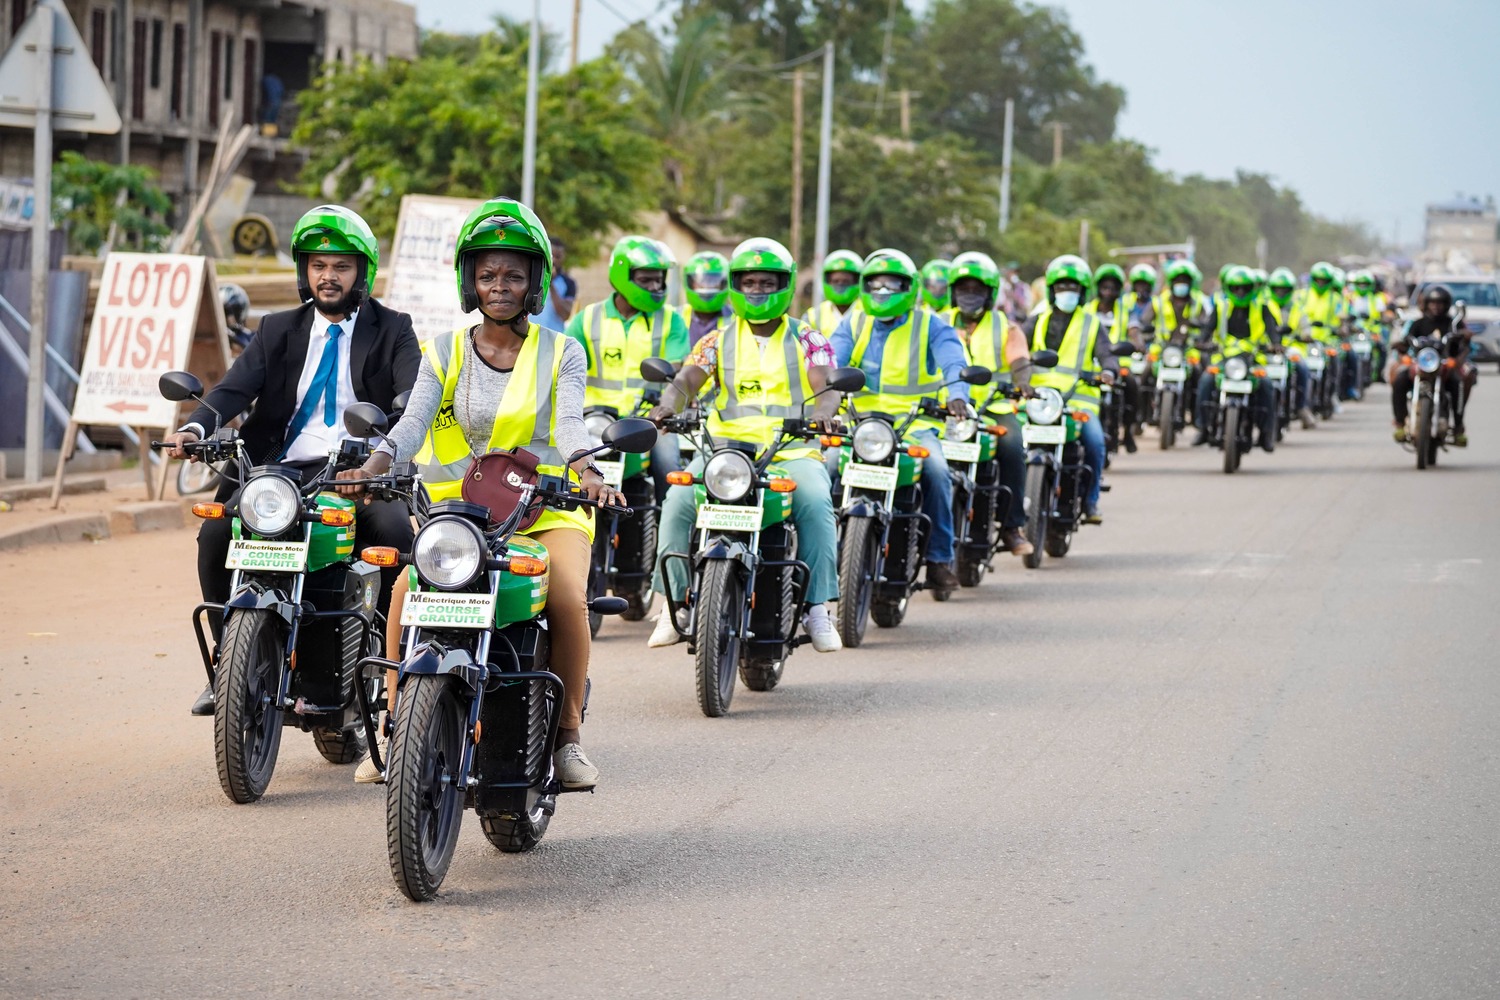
[3,384,1498,999]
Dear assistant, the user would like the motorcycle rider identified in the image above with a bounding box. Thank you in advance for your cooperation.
[162,205,420,716]
[1148,259,1211,341]
[219,282,254,350]
[1125,263,1157,323]
[1347,269,1396,380]
[1021,255,1118,524]
[831,248,975,597]
[337,197,623,789]
[564,235,690,501]
[1390,284,1474,446]
[681,250,734,346]
[646,237,845,652]
[1266,267,1316,429]
[801,249,865,337]
[1085,263,1141,453]
[1291,261,1346,411]
[1193,264,1280,451]
[945,250,1034,558]
[921,258,953,312]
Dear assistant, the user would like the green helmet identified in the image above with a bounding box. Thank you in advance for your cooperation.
[859,248,919,319]
[1222,264,1256,307]
[1250,267,1268,289]
[1309,260,1336,284]
[453,197,553,316]
[1164,258,1201,291]
[822,249,865,306]
[1045,254,1092,290]
[291,205,379,307]
[684,251,730,313]
[1330,266,1346,289]
[727,237,796,323]
[1094,263,1126,291]
[1128,263,1158,291]
[1351,269,1375,292]
[949,251,1001,292]
[1218,263,1235,286]
[609,235,672,313]
[1267,267,1297,301]
[920,258,953,310]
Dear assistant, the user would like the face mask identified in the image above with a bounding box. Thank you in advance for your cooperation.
[1172,282,1190,297]
[1054,291,1080,313]
[954,291,989,316]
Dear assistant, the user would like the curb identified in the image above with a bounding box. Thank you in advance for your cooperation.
[0,514,112,553]
[0,476,108,505]
[109,501,185,536]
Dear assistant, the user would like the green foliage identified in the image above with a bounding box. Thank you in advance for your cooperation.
[291,49,659,260]
[51,151,172,255]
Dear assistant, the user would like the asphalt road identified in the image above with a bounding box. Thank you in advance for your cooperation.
[3,383,1498,999]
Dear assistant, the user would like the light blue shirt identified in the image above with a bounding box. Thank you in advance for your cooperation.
[830,308,971,402]
[535,273,575,334]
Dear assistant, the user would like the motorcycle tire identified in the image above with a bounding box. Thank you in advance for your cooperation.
[694,560,742,718]
[1416,395,1433,470]
[586,542,608,638]
[870,594,908,629]
[742,558,794,691]
[618,508,658,622]
[1043,529,1071,558]
[1159,390,1177,450]
[480,776,554,854]
[956,548,987,588]
[312,725,364,765]
[836,517,878,647]
[176,460,220,496]
[387,675,467,902]
[1022,465,1048,570]
[214,608,285,804]
[1222,408,1240,475]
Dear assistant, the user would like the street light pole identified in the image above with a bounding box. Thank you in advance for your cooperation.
[999,98,1014,233]
[25,4,56,483]
[811,41,834,306]
[521,0,540,206]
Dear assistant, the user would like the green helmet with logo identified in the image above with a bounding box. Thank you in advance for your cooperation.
[949,251,1001,293]
[727,237,796,323]
[452,197,553,316]
[1128,262,1158,291]
[859,248,920,319]
[920,258,953,310]
[822,249,865,306]
[609,235,672,313]
[291,205,379,306]
[1267,266,1297,301]
[1222,264,1257,307]
[1045,254,1092,290]
[1309,260,1336,284]
[684,250,730,313]
[1164,258,1202,291]
[1351,269,1375,292]
[1094,263,1126,290]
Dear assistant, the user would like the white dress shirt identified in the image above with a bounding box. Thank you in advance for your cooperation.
[283,308,359,462]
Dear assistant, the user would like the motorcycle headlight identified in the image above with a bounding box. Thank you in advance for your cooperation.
[945,416,978,442]
[239,475,300,537]
[1161,346,1184,368]
[852,419,897,463]
[1025,387,1065,425]
[1416,347,1441,374]
[413,517,486,590]
[1224,356,1249,381]
[583,412,614,450]
[703,450,755,502]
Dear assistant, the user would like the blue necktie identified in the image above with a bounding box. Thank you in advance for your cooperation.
[282,323,342,456]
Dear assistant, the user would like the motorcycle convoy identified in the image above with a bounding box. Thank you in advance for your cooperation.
[156,247,1467,900]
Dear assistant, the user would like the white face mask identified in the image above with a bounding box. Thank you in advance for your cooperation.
[1054,290,1080,313]
[1172,282,1190,297]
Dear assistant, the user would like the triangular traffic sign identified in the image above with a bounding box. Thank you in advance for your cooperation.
[0,0,121,134]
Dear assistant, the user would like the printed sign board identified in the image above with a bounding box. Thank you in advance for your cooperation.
[380,194,479,343]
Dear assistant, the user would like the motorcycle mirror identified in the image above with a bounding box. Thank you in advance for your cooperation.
[601,416,658,455]
[343,401,389,440]
[158,370,204,402]
[1110,341,1136,358]
[1030,349,1059,369]
[825,366,866,393]
[639,357,676,384]
[959,365,992,386]
[390,391,411,420]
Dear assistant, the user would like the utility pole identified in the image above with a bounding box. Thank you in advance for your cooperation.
[998,98,1014,233]
[24,3,55,483]
[873,0,896,121]
[569,0,581,71]
[812,41,834,306]
[1046,121,1068,167]
[790,68,804,263]
[521,0,540,205]
[1079,219,1090,257]
[898,89,912,138]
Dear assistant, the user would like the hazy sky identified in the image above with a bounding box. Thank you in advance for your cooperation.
[412,0,1499,247]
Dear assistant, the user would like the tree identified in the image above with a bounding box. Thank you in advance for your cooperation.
[51,151,172,255]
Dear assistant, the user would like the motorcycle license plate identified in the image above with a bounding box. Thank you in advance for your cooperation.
[1353,342,1373,356]
[400,591,496,629]
[842,462,900,491]
[696,504,763,532]
[1307,357,1326,373]
[1023,423,1066,446]
[1221,379,1254,393]
[1157,366,1187,382]
[942,440,981,463]
[1264,363,1288,380]
[594,459,624,487]
[226,539,308,573]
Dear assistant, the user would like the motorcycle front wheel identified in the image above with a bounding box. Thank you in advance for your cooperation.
[1416,394,1434,470]
[1222,407,1240,474]
[1022,464,1049,570]
[694,560,742,718]
[836,516,878,647]
[176,460,220,496]
[387,675,467,901]
[214,608,285,804]
[1158,390,1177,449]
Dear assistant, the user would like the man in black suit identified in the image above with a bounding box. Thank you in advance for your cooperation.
[163,205,420,715]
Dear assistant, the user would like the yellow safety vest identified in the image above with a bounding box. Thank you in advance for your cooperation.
[849,308,945,422]
[1152,290,1209,339]
[945,306,1015,414]
[801,299,857,339]
[413,325,592,538]
[706,317,819,461]
[1293,288,1342,341]
[1213,305,1270,359]
[1029,307,1103,415]
[1085,297,1129,344]
[580,301,668,412]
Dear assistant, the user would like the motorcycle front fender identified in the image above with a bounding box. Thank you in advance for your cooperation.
[693,537,757,575]
[1025,449,1058,471]
[398,640,485,693]
[224,582,298,625]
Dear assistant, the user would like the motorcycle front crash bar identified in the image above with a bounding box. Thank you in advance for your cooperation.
[355,654,397,774]
[658,550,694,638]
[190,602,225,685]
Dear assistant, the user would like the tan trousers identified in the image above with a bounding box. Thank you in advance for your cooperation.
[383,525,594,732]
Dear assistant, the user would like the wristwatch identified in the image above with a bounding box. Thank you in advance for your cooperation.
[583,461,604,479]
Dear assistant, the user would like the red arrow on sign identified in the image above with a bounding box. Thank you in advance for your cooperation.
[105,400,149,414]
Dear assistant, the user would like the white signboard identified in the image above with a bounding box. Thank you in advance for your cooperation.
[380,194,479,343]
[70,253,208,428]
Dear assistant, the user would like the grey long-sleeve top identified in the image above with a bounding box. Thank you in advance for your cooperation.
[377,330,592,465]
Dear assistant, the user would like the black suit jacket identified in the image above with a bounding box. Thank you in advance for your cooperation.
[186,298,421,465]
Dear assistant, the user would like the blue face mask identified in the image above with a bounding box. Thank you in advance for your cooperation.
[1054,290,1080,313]
[1172,282,1191,297]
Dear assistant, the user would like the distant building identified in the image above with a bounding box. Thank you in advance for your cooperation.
[1423,195,1498,273]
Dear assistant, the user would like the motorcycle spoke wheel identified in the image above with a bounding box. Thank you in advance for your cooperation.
[387,676,467,901]
[214,609,285,804]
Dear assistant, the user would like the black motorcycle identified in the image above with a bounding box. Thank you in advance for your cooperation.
[582,395,660,635]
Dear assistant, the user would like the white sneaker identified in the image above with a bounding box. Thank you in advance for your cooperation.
[648,608,685,648]
[354,733,387,784]
[802,604,842,653]
[554,742,599,790]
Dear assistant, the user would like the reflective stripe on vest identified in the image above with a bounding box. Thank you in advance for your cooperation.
[1029,307,1102,414]
[1085,298,1128,344]
[1214,305,1269,356]
[582,301,666,408]
[850,309,943,411]
[804,299,849,338]
[706,318,817,457]
[944,306,1011,374]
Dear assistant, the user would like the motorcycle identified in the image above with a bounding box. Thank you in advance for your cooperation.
[582,396,660,636]
[1203,352,1267,474]
[1398,304,1465,470]
[358,410,659,900]
[1262,350,1291,441]
[1148,341,1194,449]
[1307,323,1339,419]
[943,390,1011,588]
[648,359,866,716]
[833,366,990,646]
[1343,318,1375,400]
[152,372,393,804]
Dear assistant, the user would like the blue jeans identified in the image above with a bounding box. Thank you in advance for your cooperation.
[911,428,955,565]
[1077,415,1106,511]
[649,434,682,503]
[1292,361,1311,411]
[653,454,840,605]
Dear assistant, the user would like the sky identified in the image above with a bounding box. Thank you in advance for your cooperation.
[411,0,1500,249]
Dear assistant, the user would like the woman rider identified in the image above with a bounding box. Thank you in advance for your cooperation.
[337,197,624,790]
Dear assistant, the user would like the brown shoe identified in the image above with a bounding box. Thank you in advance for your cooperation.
[1000,527,1034,557]
[926,561,959,593]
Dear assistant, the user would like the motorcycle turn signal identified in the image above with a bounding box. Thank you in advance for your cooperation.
[191,502,225,519]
